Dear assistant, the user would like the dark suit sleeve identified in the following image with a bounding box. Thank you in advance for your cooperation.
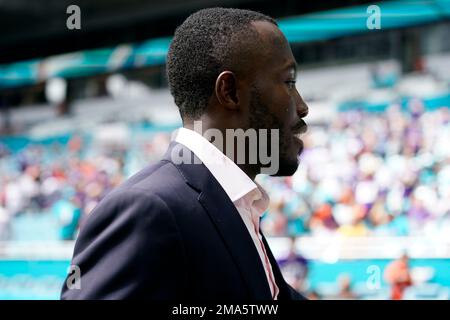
[60,190,187,299]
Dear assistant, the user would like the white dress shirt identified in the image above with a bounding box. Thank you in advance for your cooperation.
[174,127,279,299]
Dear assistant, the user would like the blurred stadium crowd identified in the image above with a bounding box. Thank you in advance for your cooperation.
[260,103,450,238]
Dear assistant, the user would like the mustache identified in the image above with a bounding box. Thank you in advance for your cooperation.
[291,119,308,134]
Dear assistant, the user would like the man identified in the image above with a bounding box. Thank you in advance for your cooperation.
[61,7,309,300]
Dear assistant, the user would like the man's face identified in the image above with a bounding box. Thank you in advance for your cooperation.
[246,21,309,176]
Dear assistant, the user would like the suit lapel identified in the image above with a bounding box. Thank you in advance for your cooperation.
[260,233,291,300]
[163,142,273,300]
[260,233,307,300]
[198,178,273,299]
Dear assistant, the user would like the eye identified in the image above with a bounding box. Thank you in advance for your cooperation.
[285,80,296,90]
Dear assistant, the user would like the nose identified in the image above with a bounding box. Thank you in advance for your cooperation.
[295,90,309,119]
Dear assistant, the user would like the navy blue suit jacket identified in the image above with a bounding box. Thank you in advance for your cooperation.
[61,142,306,300]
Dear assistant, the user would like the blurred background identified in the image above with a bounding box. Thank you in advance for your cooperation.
[0,0,449,300]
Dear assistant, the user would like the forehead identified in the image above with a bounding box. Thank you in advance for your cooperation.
[249,20,296,74]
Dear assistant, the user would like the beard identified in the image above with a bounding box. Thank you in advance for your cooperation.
[248,86,300,177]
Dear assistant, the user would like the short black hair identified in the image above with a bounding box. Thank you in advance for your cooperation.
[166,7,277,120]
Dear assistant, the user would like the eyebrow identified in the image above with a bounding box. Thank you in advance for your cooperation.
[283,61,297,76]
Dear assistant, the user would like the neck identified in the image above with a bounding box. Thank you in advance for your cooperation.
[183,120,259,181]
[239,164,258,181]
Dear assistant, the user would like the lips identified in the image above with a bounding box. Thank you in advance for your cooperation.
[291,119,308,138]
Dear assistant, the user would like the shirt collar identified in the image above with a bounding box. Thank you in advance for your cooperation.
[246,181,270,218]
[174,127,265,204]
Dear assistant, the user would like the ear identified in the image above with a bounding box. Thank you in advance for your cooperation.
[215,71,239,110]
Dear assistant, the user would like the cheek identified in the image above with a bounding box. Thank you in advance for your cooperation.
[281,99,297,132]
[258,84,293,129]
[277,86,296,116]
[270,91,293,119]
